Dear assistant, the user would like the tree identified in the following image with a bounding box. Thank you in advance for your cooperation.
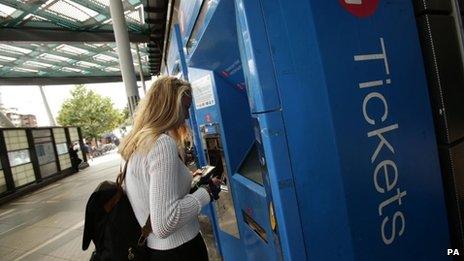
[121,106,132,126]
[57,85,124,144]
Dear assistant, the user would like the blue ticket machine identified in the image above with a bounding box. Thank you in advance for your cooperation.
[233,0,451,260]
[186,0,254,259]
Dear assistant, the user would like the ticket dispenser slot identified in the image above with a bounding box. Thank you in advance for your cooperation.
[200,123,240,238]
[232,140,283,260]
[242,210,267,243]
[236,143,264,185]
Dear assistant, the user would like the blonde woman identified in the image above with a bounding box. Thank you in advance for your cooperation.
[119,76,220,260]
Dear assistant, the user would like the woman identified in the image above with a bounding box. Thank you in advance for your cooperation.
[119,76,219,260]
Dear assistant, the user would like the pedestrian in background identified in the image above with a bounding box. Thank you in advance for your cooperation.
[69,142,82,172]
[83,142,92,161]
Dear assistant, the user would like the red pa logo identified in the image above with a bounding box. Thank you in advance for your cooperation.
[339,0,380,17]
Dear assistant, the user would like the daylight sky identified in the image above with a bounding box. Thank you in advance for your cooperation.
[0,79,154,126]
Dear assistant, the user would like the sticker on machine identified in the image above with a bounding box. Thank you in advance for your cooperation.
[339,0,380,17]
[191,74,215,109]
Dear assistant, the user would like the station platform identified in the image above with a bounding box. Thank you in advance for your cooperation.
[0,151,220,261]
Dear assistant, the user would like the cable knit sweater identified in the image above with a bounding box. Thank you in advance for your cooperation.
[125,134,211,250]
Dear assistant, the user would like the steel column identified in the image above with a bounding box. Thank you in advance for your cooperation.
[39,85,56,126]
[109,0,140,116]
[135,43,147,94]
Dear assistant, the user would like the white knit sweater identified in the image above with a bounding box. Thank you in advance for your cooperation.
[125,134,211,250]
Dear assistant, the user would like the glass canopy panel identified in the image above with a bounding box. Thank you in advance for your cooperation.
[0,2,18,17]
[0,0,145,31]
[47,0,99,23]
[0,55,17,62]
[0,0,155,81]
[0,42,150,78]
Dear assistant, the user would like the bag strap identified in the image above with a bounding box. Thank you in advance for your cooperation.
[116,161,128,189]
[116,160,153,243]
[138,215,152,246]
[109,160,153,243]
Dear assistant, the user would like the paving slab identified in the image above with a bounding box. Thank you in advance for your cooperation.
[0,151,221,260]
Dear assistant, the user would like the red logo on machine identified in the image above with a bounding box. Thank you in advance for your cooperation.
[339,0,380,17]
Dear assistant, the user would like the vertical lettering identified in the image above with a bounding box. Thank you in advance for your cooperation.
[381,211,405,245]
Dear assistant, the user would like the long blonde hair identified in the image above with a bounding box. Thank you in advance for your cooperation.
[119,76,192,161]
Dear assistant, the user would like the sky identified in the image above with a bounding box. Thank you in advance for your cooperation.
[0,79,154,126]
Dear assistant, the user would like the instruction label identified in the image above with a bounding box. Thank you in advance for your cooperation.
[192,74,215,109]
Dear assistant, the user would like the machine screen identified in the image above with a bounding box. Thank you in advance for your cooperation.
[237,143,264,185]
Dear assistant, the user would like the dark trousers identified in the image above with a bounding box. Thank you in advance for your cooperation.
[147,233,208,261]
[71,157,82,171]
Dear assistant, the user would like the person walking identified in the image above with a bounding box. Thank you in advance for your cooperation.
[119,76,220,261]
[83,142,92,161]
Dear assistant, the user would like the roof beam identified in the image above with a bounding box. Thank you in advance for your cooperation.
[0,75,151,85]
[0,0,80,29]
[0,43,150,77]
[0,28,149,43]
[77,0,140,32]
[4,0,48,27]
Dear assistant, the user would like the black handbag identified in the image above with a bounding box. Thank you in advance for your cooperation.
[83,162,152,261]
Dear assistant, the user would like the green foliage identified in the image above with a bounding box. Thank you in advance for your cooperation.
[57,84,124,140]
[121,106,132,126]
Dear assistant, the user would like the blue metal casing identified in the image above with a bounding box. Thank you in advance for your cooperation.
[235,0,451,260]
[186,2,256,259]
[163,0,452,259]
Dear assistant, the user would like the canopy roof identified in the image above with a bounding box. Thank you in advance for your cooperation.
[0,0,167,85]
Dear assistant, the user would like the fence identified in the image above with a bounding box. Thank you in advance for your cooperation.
[0,126,86,202]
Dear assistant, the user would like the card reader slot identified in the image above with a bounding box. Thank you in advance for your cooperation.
[242,210,268,243]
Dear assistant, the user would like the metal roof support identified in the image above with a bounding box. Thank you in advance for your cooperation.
[110,0,140,116]
[39,85,56,126]
[0,28,149,43]
[0,75,149,85]
[134,43,147,94]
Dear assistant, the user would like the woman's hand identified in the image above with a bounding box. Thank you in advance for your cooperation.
[192,169,202,177]
[211,177,222,186]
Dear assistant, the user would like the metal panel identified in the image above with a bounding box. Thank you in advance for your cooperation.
[253,111,307,261]
[188,0,247,93]
[439,141,464,249]
[239,0,450,259]
[174,24,189,79]
[413,0,453,14]
[177,0,203,43]
[416,15,464,144]
[232,174,275,260]
[166,24,181,75]
[189,67,250,260]
[235,0,281,113]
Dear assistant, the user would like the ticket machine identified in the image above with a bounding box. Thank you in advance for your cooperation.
[186,0,254,259]
[180,0,451,260]
[233,0,451,260]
